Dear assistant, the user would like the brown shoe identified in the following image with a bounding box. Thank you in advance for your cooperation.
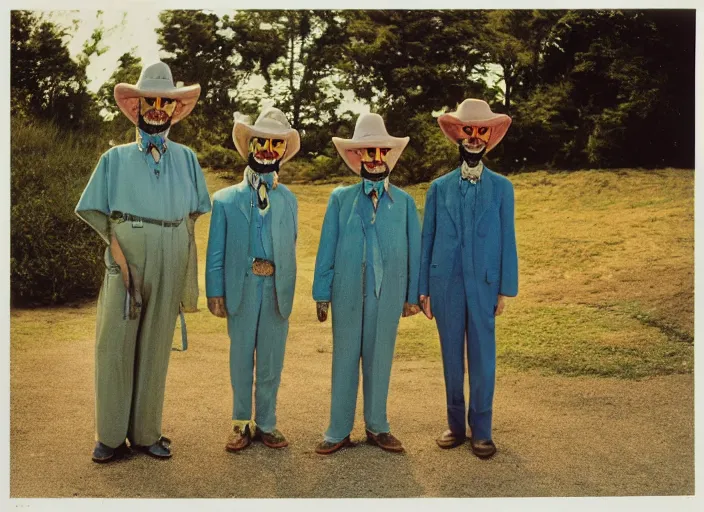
[315,436,354,455]
[365,430,404,453]
[470,438,497,459]
[436,429,466,449]
[254,427,289,449]
[225,424,252,453]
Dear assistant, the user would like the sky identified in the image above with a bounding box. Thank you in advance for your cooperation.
[48,9,370,115]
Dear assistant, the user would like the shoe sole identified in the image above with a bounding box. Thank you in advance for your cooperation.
[225,439,252,453]
[469,438,497,459]
[261,440,289,449]
[436,439,466,449]
[315,438,353,455]
[366,434,405,453]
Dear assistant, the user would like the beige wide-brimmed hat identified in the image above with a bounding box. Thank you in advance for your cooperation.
[332,113,409,174]
[114,61,201,126]
[232,107,301,164]
[437,99,512,153]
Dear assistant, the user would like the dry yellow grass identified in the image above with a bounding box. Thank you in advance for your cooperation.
[9,167,694,498]
[284,168,693,378]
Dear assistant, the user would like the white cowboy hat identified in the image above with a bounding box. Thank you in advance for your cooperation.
[332,113,409,174]
[437,99,512,153]
[232,106,301,164]
[114,61,201,126]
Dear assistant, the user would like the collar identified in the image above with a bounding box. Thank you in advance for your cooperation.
[245,166,276,191]
[363,177,387,198]
[460,160,484,184]
[136,127,169,155]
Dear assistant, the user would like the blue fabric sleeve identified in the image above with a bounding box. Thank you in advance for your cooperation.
[205,197,226,298]
[499,181,519,297]
[75,151,111,244]
[418,182,437,297]
[189,149,212,215]
[406,194,421,305]
[312,190,340,302]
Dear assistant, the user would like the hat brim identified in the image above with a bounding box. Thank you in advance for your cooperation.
[332,136,409,175]
[437,113,512,153]
[114,83,201,126]
[233,123,301,164]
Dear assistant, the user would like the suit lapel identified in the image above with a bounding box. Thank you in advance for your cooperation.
[270,186,284,261]
[476,168,495,225]
[235,179,251,223]
[444,167,462,236]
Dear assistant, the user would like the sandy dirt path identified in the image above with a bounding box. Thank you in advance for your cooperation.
[9,172,694,498]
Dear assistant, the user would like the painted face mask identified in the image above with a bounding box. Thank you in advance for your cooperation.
[358,147,391,181]
[248,137,287,174]
[139,96,177,134]
[458,125,492,167]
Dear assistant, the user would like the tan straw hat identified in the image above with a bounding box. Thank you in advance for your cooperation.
[114,61,201,126]
[437,99,512,153]
[332,113,409,174]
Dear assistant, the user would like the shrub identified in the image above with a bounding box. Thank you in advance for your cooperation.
[198,142,244,170]
[11,117,107,306]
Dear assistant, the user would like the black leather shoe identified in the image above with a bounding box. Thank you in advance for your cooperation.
[92,441,130,463]
[135,436,172,459]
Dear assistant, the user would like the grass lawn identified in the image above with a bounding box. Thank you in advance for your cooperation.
[273,168,692,379]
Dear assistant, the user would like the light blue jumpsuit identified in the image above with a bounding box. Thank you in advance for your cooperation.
[313,182,421,443]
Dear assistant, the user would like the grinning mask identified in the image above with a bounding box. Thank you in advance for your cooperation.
[248,136,288,174]
[357,147,391,181]
[458,125,492,167]
[139,96,176,134]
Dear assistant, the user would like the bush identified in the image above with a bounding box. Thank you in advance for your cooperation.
[198,142,244,170]
[11,117,108,306]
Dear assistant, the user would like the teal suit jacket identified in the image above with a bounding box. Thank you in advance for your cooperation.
[206,177,298,318]
[312,183,421,349]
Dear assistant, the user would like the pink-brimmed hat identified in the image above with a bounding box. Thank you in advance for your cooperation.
[332,113,409,174]
[114,61,201,126]
[437,99,512,153]
[232,107,301,164]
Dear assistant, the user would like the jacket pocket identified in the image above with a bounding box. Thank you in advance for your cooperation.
[486,268,500,284]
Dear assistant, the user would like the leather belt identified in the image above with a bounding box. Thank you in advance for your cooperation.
[110,211,183,228]
[252,258,275,276]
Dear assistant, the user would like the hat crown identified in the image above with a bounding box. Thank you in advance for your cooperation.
[454,99,498,122]
[136,61,176,92]
[254,106,292,131]
[352,113,391,142]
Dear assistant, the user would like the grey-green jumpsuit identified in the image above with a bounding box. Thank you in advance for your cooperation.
[75,140,211,448]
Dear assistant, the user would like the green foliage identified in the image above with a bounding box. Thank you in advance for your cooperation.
[198,142,244,170]
[11,117,107,306]
[11,11,103,132]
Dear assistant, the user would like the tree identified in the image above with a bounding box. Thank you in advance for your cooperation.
[11,11,104,131]
[157,10,258,149]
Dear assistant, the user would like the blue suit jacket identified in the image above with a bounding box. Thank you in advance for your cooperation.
[419,167,518,312]
[312,183,421,349]
[206,177,298,319]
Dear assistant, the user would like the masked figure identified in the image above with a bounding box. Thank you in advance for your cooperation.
[312,113,421,455]
[75,62,211,463]
[419,99,518,459]
[206,107,300,452]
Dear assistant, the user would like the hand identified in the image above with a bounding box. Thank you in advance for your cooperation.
[495,295,507,316]
[110,233,131,290]
[402,302,421,317]
[208,297,227,318]
[419,295,433,320]
[316,301,330,322]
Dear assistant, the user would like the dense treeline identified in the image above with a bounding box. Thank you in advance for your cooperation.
[10,9,695,305]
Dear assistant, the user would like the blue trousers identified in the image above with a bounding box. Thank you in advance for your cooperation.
[324,276,395,443]
[433,275,496,441]
[227,273,288,433]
